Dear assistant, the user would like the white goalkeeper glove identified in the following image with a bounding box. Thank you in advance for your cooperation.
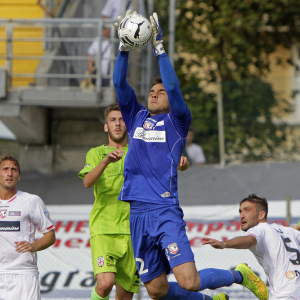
[150,12,165,56]
[114,9,137,52]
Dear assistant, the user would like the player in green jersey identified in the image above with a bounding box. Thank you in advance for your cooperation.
[79,103,189,300]
[79,104,136,300]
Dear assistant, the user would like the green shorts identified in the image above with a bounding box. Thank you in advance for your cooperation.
[90,234,140,294]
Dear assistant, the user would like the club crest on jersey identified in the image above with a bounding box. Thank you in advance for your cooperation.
[161,192,170,198]
[168,243,179,254]
[0,209,7,219]
[286,270,300,279]
[97,256,104,267]
[143,121,154,130]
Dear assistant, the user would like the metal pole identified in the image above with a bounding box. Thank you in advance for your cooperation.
[133,0,138,11]
[121,0,126,15]
[145,0,154,102]
[286,194,291,226]
[129,0,138,93]
[217,74,226,168]
[96,19,103,94]
[5,23,13,89]
[168,0,176,66]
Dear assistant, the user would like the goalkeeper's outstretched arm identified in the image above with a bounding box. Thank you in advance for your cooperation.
[113,51,135,105]
[113,10,136,105]
[150,12,188,116]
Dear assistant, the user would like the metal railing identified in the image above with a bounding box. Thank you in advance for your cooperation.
[0,17,150,101]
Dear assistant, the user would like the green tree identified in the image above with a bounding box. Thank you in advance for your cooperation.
[151,0,299,162]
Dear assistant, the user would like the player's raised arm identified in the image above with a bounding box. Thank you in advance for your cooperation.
[113,10,136,105]
[150,12,188,116]
[83,149,125,188]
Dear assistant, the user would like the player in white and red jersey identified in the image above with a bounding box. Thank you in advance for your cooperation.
[203,194,300,300]
[0,153,56,300]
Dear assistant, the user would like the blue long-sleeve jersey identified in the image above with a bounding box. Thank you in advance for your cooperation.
[113,51,191,205]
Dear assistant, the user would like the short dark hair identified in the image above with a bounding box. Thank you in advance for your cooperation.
[0,153,21,174]
[240,193,268,219]
[104,104,120,122]
[151,77,163,88]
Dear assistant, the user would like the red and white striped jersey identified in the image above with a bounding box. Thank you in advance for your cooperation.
[0,191,54,276]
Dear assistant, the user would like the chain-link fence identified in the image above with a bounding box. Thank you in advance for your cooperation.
[36,202,300,300]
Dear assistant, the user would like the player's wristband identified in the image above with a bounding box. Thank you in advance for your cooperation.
[118,41,130,53]
[153,43,165,57]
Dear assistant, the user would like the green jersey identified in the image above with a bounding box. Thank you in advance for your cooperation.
[78,144,130,237]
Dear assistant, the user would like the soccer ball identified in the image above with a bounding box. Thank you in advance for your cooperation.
[118,14,152,49]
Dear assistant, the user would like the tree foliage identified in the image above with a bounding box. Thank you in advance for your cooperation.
[150,0,299,162]
[184,79,289,163]
[154,0,300,83]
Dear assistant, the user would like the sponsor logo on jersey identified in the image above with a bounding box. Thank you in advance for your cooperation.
[106,255,116,267]
[156,120,164,126]
[8,211,21,216]
[143,121,154,130]
[161,192,170,198]
[133,127,165,143]
[0,209,8,219]
[168,242,179,254]
[285,270,300,279]
[97,256,104,267]
[84,164,91,167]
[0,221,20,231]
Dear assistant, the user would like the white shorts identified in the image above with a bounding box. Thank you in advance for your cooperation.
[0,273,40,300]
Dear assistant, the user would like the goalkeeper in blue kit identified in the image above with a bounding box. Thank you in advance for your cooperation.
[113,10,268,300]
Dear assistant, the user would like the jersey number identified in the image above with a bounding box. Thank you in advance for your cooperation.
[281,236,300,265]
[135,258,149,275]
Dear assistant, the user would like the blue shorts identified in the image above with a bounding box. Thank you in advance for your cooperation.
[129,202,195,283]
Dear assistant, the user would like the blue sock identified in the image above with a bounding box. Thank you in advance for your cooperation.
[162,282,212,300]
[199,268,242,291]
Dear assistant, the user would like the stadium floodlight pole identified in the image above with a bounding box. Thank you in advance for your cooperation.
[145,0,154,103]
[121,0,126,15]
[96,19,103,94]
[5,23,13,89]
[128,0,138,92]
[286,194,291,226]
[217,74,226,168]
[168,0,176,66]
